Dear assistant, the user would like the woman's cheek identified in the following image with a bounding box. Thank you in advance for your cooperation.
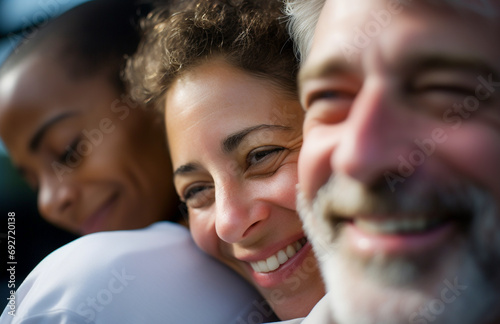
[189,210,221,258]
[262,161,299,211]
[280,164,300,210]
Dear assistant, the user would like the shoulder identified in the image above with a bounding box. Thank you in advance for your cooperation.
[3,222,274,323]
[53,221,192,258]
[18,222,195,285]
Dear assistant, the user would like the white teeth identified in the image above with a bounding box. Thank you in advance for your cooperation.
[356,217,437,234]
[266,256,280,272]
[257,260,268,272]
[277,250,288,264]
[251,262,260,272]
[250,239,307,273]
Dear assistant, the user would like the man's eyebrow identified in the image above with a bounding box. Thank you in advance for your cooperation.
[29,112,79,152]
[299,58,351,87]
[222,124,292,154]
[299,54,498,86]
[406,54,498,78]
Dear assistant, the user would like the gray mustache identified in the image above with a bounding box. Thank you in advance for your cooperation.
[313,173,479,222]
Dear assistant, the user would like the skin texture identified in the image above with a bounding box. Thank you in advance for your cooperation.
[0,54,176,235]
[166,59,325,320]
[297,0,500,323]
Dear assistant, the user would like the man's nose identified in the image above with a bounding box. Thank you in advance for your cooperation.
[333,81,414,187]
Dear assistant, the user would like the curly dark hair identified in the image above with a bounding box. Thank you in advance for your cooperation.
[125,0,298,111]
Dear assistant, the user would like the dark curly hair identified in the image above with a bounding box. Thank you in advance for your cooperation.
[125,0,298,111]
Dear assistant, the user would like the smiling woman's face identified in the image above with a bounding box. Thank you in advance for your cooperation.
[165,59,325,320]
[0,54,176,235]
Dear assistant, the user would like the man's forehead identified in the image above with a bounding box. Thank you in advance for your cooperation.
[320,0,498,26]
[325,0,499,13]
[301,0,500,84]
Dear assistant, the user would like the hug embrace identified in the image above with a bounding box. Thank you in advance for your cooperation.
[1,0,500,323]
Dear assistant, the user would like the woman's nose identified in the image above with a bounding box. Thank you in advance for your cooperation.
[214,183,269,244]
[38,174,78,225]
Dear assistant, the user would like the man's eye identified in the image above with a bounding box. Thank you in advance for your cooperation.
[418,84,475,96]
[246,147,284,165]
[309,90,341,103]
[306,90,354,110]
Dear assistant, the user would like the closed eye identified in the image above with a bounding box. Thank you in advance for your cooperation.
[410,70,479,98]
[416,84,475,96]
[58,136,81,163]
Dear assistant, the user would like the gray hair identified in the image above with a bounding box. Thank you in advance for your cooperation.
[284,0,497,63]
[284,0,325,62]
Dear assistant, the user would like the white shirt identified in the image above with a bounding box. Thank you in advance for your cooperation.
[1,222,277,324]
[266,293,333,324]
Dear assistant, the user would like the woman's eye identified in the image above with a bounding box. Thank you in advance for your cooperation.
[58,137,81,163]
[246,147,284,165]
[183,184,215,209]
[184,185,209,200]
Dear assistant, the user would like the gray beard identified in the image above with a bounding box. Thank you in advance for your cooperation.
[297,174,500,324]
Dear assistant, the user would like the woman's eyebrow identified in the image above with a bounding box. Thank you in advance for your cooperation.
[174,125,292,179]
[221,124,291,154]
[29,111,79,152]
[174,162,199,177]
